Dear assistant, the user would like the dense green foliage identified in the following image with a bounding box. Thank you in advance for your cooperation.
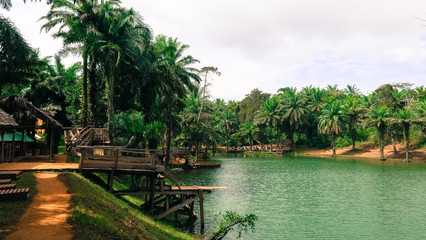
[0,173,38,239]
[1,0,424,162]
[59,172,194,240]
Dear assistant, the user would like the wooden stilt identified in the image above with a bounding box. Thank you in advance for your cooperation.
[12,129,16,161]
[20,129,24,155]
[199,190,204,228]
[109,149,119,193]
[150,175,156,212]
[157,195,199,219]
[1,129,4,163]
[189,201,195,219]
[49,128,54,160]
[108,171,114,193]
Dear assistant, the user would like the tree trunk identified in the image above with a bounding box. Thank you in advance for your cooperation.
[107,63,114,143]
[378,128,385,160]
[403,123,410,161]
[226,131,229,152]
[89,54,97,124]
[165,103,172,165]
[390,131,397,155]
[351,126,356,150]
[82,55,88,126]
[195,142,199,163]
[332,132,336,156]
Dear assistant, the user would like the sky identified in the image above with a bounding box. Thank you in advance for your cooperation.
[1,0,426,101]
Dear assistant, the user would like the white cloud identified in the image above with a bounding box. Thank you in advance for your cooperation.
[2,0,426,100]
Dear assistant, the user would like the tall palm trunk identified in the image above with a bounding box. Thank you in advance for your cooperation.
[403,122,410,161]
[332,132,336,156]
[89,54,97,124]
[351,124,356,150]
[390,131,397,154]
[225,129,229,152]
[165,103,172,165]
[82,55,88,126]
[107,61,114,142]
[378,127,385,160]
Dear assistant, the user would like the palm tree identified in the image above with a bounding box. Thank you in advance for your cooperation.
[318,101,347,156]
[279,88,308,147]
[344,95,365,150]
[254,96,280,150]
[0,16,36,95]
[41,0,107,125]
[391,108,421,161]
[345,84,360,95]
[364,105,390,160]
[95,6,151,137]
[152,35,200,164]
[221,109,238,151]
[240,121,257,150]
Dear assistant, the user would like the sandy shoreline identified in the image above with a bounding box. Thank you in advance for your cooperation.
[296,144,426,163]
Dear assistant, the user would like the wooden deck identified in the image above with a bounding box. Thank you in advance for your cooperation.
[0,163,78,171]
[77,145,224,225]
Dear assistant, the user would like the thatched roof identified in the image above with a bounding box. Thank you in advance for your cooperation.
[0,95,62,129]
[0,108,18,127]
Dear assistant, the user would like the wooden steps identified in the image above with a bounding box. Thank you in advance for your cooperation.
[0,171,22,180]
[0,179,11,184]
[0,184,16,190]
[0,171,30,201]
[0,188,29,201]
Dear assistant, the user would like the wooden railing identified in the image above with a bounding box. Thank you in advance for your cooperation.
[78,146,162,170]
[78,146,181,189]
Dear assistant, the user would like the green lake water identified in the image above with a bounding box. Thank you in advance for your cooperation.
[172,154,426,239]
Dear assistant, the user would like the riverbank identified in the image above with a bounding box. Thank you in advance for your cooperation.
[216,144,426,162]
[296,144,426,162]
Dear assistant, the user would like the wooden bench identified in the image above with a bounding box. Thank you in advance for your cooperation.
[0,184,16,190]
[0,179,11,184]
[0,188,29,201]
[0,171,22,180]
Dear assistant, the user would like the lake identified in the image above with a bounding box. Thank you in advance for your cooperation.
[173,154,426,239]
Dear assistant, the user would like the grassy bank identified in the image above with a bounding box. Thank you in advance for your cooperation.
[0,173,38,238]
[59,172,195,240]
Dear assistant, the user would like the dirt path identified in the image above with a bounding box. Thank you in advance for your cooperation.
[5,173,73,240]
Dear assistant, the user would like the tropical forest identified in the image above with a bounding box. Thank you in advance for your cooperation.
[0,0,425,239]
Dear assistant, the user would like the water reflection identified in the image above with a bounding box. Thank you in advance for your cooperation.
[171,154,426,239]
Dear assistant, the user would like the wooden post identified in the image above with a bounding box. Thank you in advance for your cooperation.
[199,190,204,228]
[1,129,4,163]
[79,148,85,171]
[12,129,16,161]
[189,201,195,219]
[20,129,24,155]
[49,128,54,160]
[109,149,119,193]
[150,174,156,212]
[166,195,170,211]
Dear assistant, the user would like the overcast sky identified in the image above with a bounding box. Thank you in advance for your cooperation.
[1,0,426,101]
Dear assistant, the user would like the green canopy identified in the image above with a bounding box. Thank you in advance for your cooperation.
[0,132,35,142]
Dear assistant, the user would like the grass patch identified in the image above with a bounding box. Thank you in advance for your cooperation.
[59,172,194,240]
[347,148,364,153]
[0,173,38,238]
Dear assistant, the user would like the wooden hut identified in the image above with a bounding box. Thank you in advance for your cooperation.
[0,108,19,162]
[0,95,63,160]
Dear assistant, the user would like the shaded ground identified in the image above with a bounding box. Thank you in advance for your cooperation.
[5,173,73,240]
